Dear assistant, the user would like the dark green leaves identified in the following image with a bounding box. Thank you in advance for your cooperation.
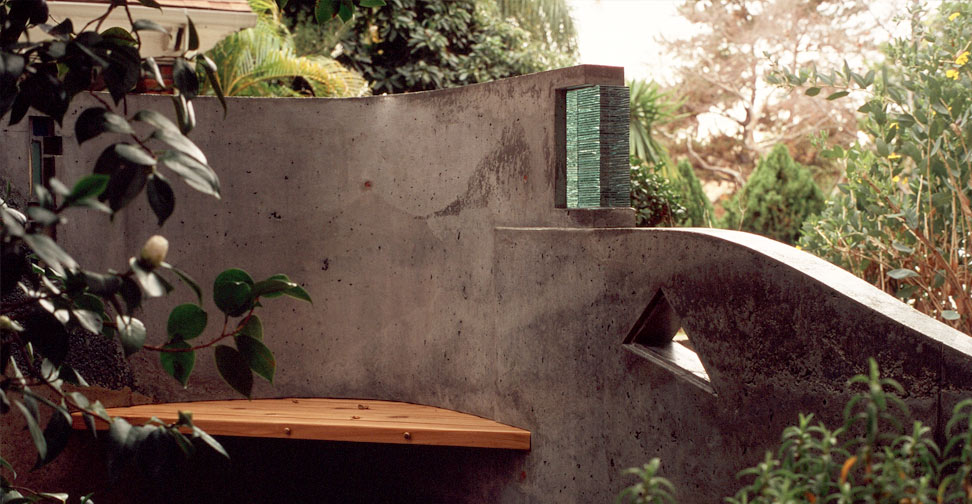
[259,273,312,302]
[213,268,254,317]
[237,315,262,340]
[804,87,821,97]
[172,58,198,100]
[214,345,252,397]
[116,315,146,356]
[825,91,849,100]
[75,107,133,144]
[236,334,275,383]
[167,304,207,340]
[160,340,194,387]
[146,174,174,225]
[66,174,110,204]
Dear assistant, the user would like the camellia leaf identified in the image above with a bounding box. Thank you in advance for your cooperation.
[159,149,220,197]
[213,268,254,316]
[250,278,297,298]
[160,263,202,303]
[283,285,312,303]
[172,58,199,100]
[150,127,207,164]
[187,16,199,51]
[160,340,195,387]
[75,107,134,144]
[66,174,110,203]
[238,315,263,341]
[804,87,821,97]
[23,233,78,276]
[192,425,228,458]
[15,400,47,462]
[35,406,72,468]
[146,173,175,226]
[888,268,919,280]
[198,55,227,117]
[235,335,275,383]
[167,303,207,340]
[129,257,166,297]
[214,345,253,397]
[72,309,103,334]
[116,315,146,356]
[826,91,849,101]
[132,19,168,34]
[315,0,336,23]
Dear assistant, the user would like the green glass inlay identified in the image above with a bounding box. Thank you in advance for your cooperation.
[565,85,630,208]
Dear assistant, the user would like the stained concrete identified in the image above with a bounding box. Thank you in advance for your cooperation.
[2,65,971,502]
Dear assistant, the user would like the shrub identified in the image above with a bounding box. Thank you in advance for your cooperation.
[723,144,825,244]
[631,162,687,227]
[619,358,972,503]
[673,159,712,227]
[796,0,972,334]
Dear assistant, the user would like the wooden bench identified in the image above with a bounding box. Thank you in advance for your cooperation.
[70,398,531,450]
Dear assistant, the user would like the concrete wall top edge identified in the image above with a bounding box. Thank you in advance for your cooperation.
[494,225,972,355]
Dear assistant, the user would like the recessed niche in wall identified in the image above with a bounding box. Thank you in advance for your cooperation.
[623,288,713,394]
[564,85,629,208]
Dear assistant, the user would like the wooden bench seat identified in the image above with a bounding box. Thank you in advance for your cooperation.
[69,398,531,450]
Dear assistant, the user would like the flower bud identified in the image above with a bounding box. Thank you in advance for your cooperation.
[139,235,169,268]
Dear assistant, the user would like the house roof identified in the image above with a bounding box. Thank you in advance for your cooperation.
[59,0,253,13]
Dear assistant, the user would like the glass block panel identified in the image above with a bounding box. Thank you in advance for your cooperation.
[565,85,630,208]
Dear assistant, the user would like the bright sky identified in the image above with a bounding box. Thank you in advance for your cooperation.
[567,0,691,83]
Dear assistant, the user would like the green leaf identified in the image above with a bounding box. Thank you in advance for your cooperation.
[198,55,227,117]
[150,127,207,164]
[888,268,918,280]
[136,0,163,9]
[132,19,168,34]
[116,315,146,356]
[251,278,297,298]
[160,340,195,387]
[82,271,123,296]
[891,241,914,254]
[192,425,228,458]
[167,304,207,340]
[942,310,960,321]
[213,269,254,316]
[72,309,103,334]
[35,406,72,468]
[214,345,253,397]
[172,58,199,100]
[337,1,353,21]
[235,335,275,383]
[27,206,59,226]
[315,0,336,23]
[66,174,110,203]
[283,285,312,303]
[130,257,166,297]
[238,315,263,340]
[826,91,849,100]
[360,0,385,6]
[161,263,202,303]
[159,150,220,197]
[144,57,166,90]
[804,87,821,96]
[75,107,134,144]
[23,233,77,276]
[15,400,47,462]
[103,165,149,212]
[146,174,175,226]
[187,16,199,51]
[115,143,157,166]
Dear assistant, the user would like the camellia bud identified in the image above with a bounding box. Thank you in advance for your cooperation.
[139,235,169,269]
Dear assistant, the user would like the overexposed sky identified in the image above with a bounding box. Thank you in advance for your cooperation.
[567,0,691,83]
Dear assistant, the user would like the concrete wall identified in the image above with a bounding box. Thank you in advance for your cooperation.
[2,65,971,503]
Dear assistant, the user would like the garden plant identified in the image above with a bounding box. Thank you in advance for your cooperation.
[620,359,972,504]
[0,0,380,499]
[794,0,972,334]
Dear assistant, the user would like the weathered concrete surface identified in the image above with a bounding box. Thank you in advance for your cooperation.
[2,65,972,503]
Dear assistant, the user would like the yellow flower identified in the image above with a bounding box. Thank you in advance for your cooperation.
[950,12,961,22]
[958,51,970,66]
[946,68,960,80]
[888,153,902,161]
[892,175,901,182]
[795,245,803,250]
[889,122,899,129]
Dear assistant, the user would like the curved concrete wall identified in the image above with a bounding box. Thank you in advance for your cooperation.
[2,66,971,502]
